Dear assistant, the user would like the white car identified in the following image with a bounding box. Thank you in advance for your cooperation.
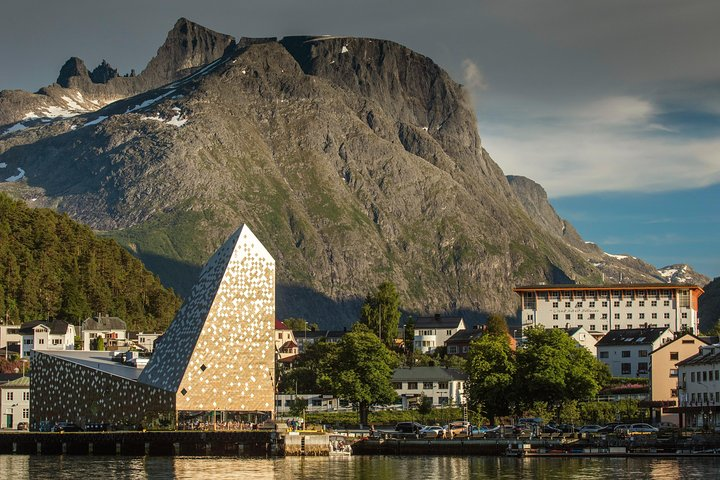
[419,425,445,438]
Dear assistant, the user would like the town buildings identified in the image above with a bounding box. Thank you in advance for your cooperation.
[514,284,703,335]
[564,326,598,356]
[81,316,127,350]
[391,366,466,408]
[19,320,75,357]
[275,320,298,360]
[413,315,466,354]
[649,333,708,425]
[676,343,720,429]
[595,327,673,378]
[30,225,276,430]
[1,376,29,429]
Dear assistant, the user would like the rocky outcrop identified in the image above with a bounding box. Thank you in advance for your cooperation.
[57,57,90,88]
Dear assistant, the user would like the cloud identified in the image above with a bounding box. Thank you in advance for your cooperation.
[481,96,720,197]
[462,59,487,91]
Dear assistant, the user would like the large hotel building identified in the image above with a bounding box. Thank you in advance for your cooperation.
[514,284,704,335]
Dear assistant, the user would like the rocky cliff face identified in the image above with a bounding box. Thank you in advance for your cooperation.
[0,21,709,327]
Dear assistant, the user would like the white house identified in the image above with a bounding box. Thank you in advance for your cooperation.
[1,376,30,429]
[391,366,467,408]
[275,320,298,360]
[595,327,673,378]
[564,326,598,356]
[19,320,75,357]
[0,325,22,352]
[81,316,127,350]
[412,315,466,354]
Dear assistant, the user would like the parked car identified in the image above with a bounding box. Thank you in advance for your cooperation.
[626,423,659,435]
[578,424,603,433]
[52,422,83,432]
[612,424,631,435]
[395,422,424,434]
[419,425,445,438]
[542,424,562,434]
[445,421,471,436]
[597,423,622,434]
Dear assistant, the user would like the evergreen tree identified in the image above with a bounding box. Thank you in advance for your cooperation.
[359,282,402,348]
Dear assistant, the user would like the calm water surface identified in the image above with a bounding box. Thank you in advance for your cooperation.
[1,455,720,479]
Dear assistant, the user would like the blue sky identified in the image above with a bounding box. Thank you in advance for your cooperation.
[0,0,718,279]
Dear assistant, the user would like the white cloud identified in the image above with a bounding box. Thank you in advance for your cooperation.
[481,96,720,197]
[462,59,487,92]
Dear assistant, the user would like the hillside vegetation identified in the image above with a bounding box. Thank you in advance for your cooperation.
[0,193,181,331]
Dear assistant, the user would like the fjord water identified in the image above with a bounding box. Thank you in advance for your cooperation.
[2,455,720,479]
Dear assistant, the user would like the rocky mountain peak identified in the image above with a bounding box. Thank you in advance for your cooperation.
[140,17,236,85]
[56,57,90,88]
[89,59,120,84]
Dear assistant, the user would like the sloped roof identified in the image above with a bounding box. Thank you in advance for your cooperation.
[391,366,467,382]
[445,329,483,345]
[677,344,720,367]
[651,333,707,355]
[82,316,127,331]
[1,376,30,388]
[596,327,670,347]
[19,319,71,335]
[275,320,289,330]
[414,316,464,329]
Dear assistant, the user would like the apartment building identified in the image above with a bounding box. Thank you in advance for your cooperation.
[514,284,703,335]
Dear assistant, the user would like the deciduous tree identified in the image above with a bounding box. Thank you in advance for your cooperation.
[359,282,401,349]
[465,333,516,423]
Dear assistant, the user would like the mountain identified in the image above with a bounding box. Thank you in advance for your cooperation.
[0,20,709,327]
[0,193,181,330]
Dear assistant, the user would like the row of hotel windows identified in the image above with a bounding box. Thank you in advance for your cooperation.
[551,324,671,331]
[549,312,685,321]
[689,392,720,403]
[551,300,672,308]
[5,391,30,401]
[528,290,678,300]
[416,330,454,336]
[392,382,450,390]
[599,350,649,358]
[610,362,649,375]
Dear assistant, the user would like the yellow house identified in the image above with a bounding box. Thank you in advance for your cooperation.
[649,333,708,426]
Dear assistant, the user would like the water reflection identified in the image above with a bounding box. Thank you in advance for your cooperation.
[1,455,718,479]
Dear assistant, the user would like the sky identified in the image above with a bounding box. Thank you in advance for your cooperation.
[1,0,718,278]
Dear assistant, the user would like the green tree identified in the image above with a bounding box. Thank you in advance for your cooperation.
[417,393,433,417]
[325,324,399,425]
[403,316,415,354]
[465,333,516,423]
[485,313,510,337]
[515,327,608,420]
[95,336,105,351]
[288,397,308,418]
[279,339,339,394]
[281,317,319,332]
[359,282,402,348]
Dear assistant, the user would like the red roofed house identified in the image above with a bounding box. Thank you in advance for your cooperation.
[275,320,298,361]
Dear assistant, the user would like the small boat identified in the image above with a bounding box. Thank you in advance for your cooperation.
[329,434,354,456]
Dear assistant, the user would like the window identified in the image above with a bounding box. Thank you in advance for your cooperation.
[638,362,648,374]
[627,313,633,319]
[626,301,632,307]
[565,314,571,320]
[565,302,571,308]
[614,313,620,320]
[614,301,620,307]
[639,313,645,320]
[590,325,596,331]
[682,312,688,319]
[423,382,433,389]
[602,325,608,331]
[664,313,670,319]
[622,351,631,358]
[639,301,645,307]
[589,314,596,320]
[407,382,418,390]
[600,351,609,358]
[552,302,559,308]
[277,333,282,339]
[576,302,583,308]
[22,409,29,419]
[23,391,29,401]
[275,399,282,406]
[602,301,608,307]
[527,314,533,321]
[602,314,608,320]
[703,371,708,382]
[664,301,670,307]
[652,313,657,319]
[651,300,657,307]
[621,363,631,375]
[392,382,402,389]
[614,325,620,330]
[448,346,457,354]
[6,392,13,401]
[639,350,648,357]
[438,382,448,389]
[670,352,679,361]
[577,314,583,320]
[52,338,61,345]
[691,372,696,382]
[670,369,678,377]
[671,388,678,397]
[553,314,558,320]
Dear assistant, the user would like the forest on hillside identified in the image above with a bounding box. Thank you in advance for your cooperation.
[0,194,181,332]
